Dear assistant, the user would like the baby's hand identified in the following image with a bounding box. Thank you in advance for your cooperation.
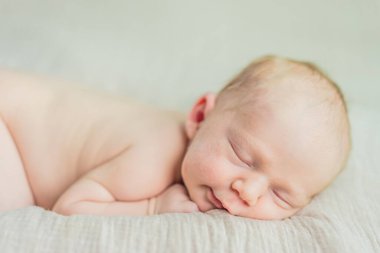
[154,184,199,214]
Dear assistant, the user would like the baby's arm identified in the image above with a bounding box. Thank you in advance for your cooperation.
[53,177,150,216]
[53,180,198,216]
[52,146,198,216]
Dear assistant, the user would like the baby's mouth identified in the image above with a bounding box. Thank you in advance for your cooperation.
[208,188,224,209]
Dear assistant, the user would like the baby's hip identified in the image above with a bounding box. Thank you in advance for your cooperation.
[0,116,35,211]
[0,116,27,177]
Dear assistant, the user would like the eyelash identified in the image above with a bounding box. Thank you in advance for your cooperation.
[229,141,252,167]
[272,190,292,208]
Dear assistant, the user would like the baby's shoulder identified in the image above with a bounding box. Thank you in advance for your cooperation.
[134,109,188,161]
[130,109,187,181]
[86,109,188,200]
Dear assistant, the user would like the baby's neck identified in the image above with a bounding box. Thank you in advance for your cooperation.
[167,110,188,184]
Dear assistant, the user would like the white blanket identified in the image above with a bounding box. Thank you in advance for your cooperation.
[0,104,379,253]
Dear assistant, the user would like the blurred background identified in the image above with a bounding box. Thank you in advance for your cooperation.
[0,0,379,111]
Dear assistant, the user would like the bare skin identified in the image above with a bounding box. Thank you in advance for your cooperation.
[0,61,349,219]
[0,69,197,215]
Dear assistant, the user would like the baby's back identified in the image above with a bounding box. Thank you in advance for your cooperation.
[0,69,184,210]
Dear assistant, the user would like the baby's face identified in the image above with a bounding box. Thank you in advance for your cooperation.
[181,94,339,220]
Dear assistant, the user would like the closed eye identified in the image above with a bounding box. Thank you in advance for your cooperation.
[272,190,292,209]
[229,140,251,167]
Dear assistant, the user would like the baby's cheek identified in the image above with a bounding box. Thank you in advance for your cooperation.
[184,152,217,180]
[192,156,224,181]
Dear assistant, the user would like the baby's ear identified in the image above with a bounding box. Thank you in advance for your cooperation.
[185,93,216,139]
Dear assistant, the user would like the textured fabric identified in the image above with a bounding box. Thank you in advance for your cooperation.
[0,105,379,253]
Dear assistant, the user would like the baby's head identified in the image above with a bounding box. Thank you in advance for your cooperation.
[181,55,351,220]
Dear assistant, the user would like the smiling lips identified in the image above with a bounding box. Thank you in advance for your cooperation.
[209,188,224,209]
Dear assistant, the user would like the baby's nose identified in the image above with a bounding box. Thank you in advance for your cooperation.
[231,177,268,206]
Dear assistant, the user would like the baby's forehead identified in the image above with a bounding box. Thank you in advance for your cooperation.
[224,81,329,122]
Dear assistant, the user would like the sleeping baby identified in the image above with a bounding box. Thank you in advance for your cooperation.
[0,55,351,220]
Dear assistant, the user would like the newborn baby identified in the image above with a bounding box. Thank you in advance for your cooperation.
[0,56,351,220]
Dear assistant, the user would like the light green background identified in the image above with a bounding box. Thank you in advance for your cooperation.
[0,0,379,111]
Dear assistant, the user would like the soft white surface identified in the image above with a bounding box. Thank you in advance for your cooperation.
[0,105,379,253]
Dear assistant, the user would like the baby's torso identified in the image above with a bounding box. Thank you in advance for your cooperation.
[0,69,186,209]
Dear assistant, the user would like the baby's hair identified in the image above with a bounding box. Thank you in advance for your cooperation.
[216,55,351,178]
[220,55,347,112]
